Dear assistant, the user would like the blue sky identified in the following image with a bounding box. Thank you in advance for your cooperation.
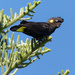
[0,0,75,75]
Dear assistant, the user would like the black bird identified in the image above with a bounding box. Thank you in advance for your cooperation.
[10,17,64,40]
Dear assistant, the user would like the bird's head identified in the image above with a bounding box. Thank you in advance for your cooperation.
[47,17,64,28]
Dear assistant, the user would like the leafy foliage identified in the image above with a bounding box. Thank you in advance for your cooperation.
[0,1,53,75]
[58,70,70,75]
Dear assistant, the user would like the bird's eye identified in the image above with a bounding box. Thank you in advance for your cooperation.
[50,19,54,23]
[55,20,58,22]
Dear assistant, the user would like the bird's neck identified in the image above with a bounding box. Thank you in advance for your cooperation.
[49,24,56,30]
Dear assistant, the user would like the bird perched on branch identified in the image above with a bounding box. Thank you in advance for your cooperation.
[10,17,64,40]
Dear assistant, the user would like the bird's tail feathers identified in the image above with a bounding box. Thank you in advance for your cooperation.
[10,26,27,32]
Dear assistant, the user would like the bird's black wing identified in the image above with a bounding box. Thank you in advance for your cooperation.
[10,21,51,37]
[20,21,50,35]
